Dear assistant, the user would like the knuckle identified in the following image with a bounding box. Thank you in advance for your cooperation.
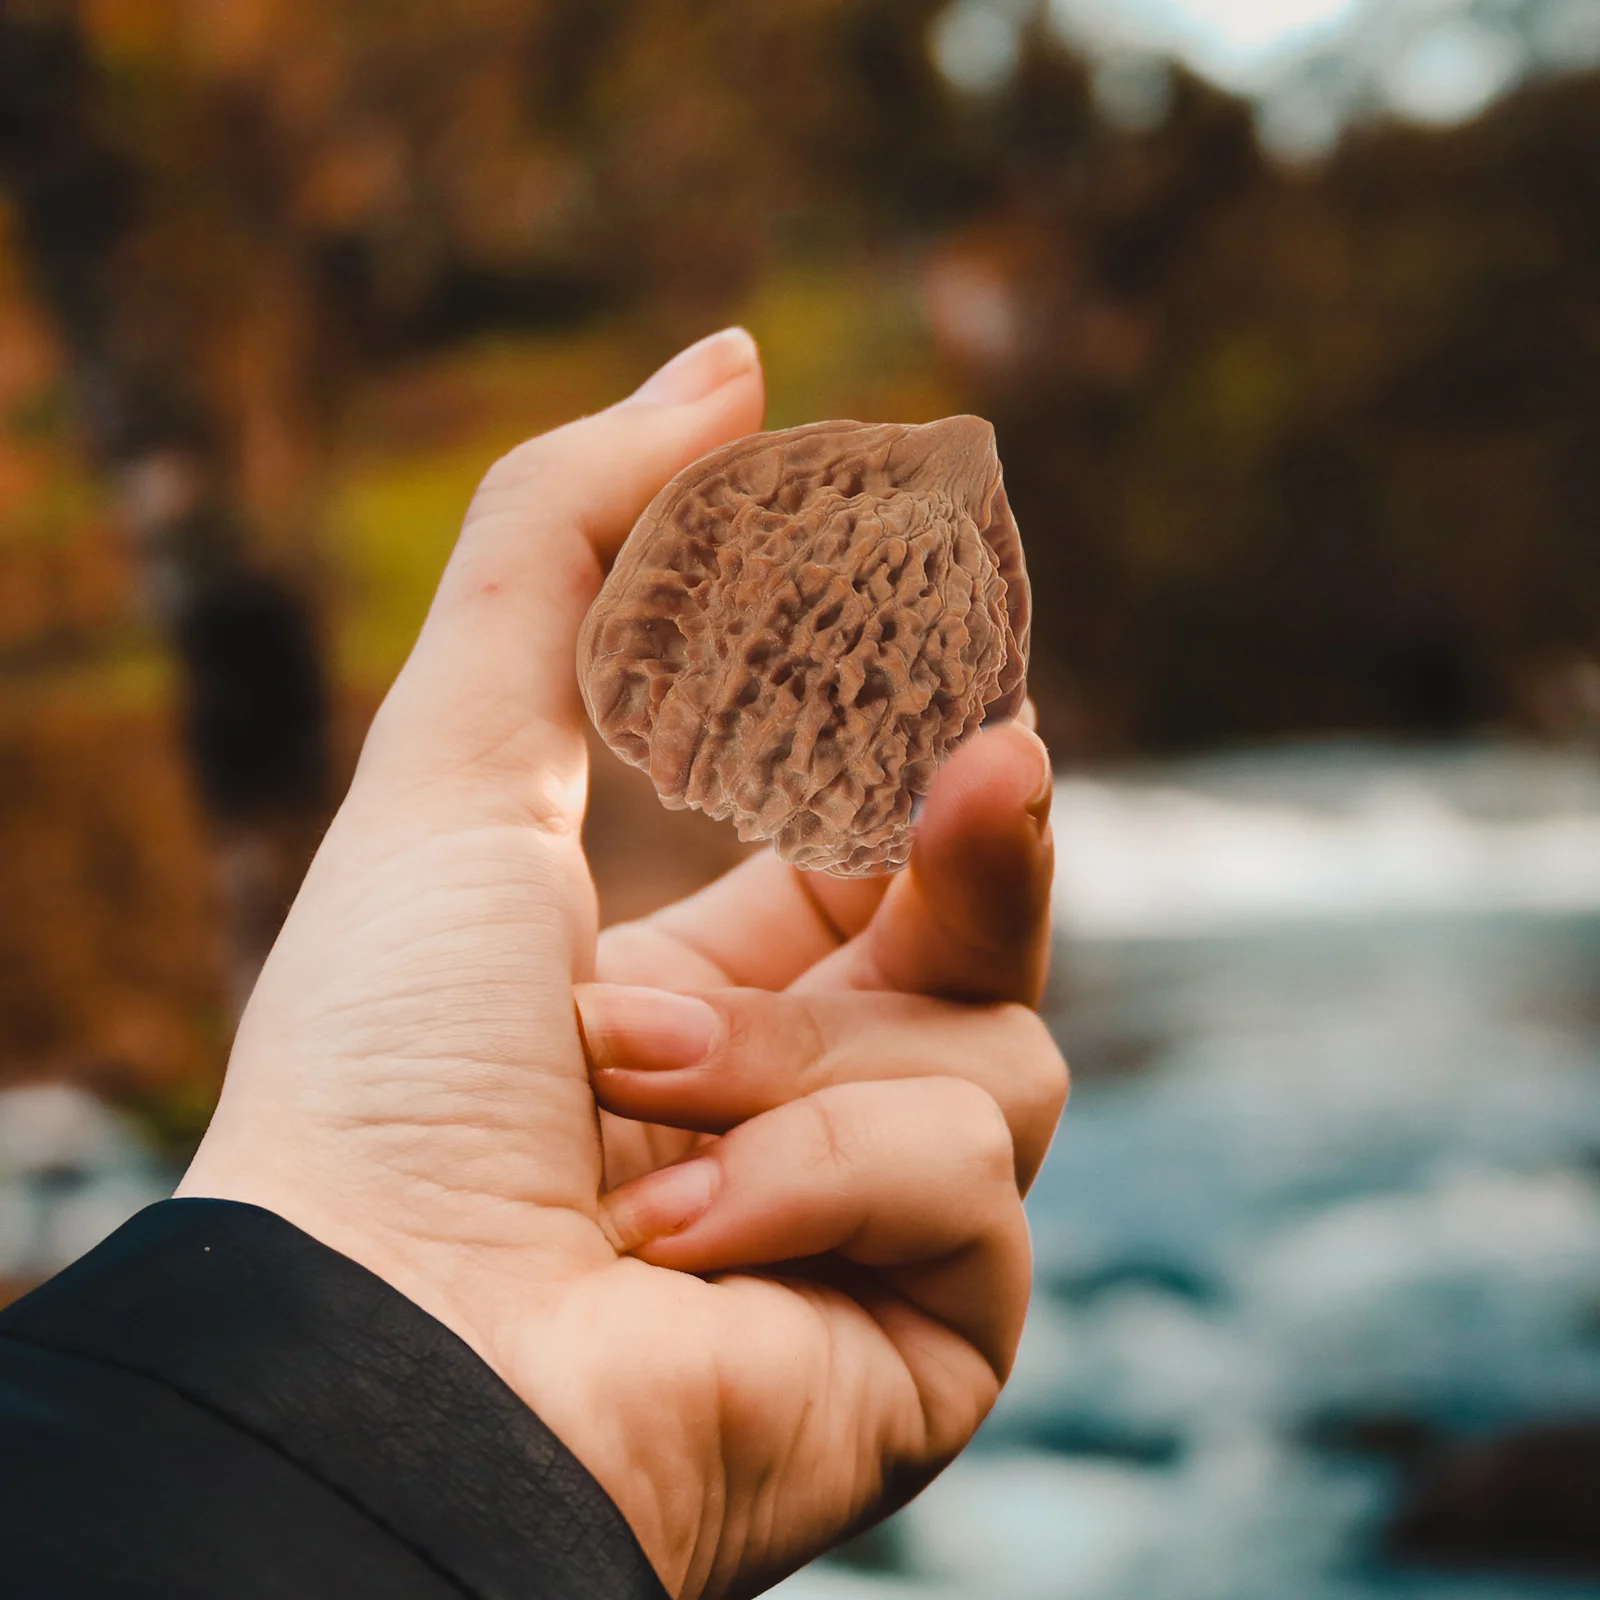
[999,1004,1070,1118]
[975,1104,1019,1187]
[460,425,597,554]
[718,992,829,1087]
[1027,1049,1072,1126]
[478,429,562,496]
[990,1198,1034,1288]
[464,452,530,524]
[941,1078,1016,1186]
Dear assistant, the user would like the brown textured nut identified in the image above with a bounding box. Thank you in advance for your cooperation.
[577,416,1030,877]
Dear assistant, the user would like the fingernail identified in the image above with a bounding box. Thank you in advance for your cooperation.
[1022,728,1054,832]
[628,327,758,407]
[601,1158,719,1254]
[575,985,720,1072]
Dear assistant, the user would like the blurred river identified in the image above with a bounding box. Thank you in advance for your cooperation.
[4,741,1600,1595]
[781,742,1600,1600]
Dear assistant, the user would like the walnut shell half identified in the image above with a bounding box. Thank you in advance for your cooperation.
[577,416,1031,877]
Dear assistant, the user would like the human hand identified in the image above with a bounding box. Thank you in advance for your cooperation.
[177,328,1068,1598]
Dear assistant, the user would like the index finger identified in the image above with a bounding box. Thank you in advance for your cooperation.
[579,984,1068,1189]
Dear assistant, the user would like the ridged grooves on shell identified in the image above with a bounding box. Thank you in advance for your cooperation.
[578,416,1031,876]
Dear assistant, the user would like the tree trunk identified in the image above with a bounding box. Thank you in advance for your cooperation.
[0,4,331,1010]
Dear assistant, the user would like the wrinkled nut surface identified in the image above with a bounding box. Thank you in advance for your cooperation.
[578,416,1030,876]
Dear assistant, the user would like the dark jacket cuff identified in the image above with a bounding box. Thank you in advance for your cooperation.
[0,1198,669,1600]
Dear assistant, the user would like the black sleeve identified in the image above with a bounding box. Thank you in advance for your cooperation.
[0,1199,671,1600]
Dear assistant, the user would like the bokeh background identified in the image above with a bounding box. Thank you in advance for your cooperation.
[3,0,1600,1594]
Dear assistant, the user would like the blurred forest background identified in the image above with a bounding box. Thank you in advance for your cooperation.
[1,0,1598,1146]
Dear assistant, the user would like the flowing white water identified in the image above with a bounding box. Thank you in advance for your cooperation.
[780,743,1600,1600]
[4,743,1598,1598]
[1053,744,1600,939]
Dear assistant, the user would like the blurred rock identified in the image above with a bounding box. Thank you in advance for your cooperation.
[0,1081,171,1294]
[1388,1425,1600,1578]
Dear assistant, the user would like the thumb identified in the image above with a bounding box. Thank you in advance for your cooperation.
[360,328,766,825]
[793,722,1055,1006]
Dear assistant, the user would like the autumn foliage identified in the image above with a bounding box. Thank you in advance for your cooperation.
[1,0,1597,1103]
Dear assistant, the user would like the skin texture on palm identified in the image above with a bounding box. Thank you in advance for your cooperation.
[176,330,1066,1599]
